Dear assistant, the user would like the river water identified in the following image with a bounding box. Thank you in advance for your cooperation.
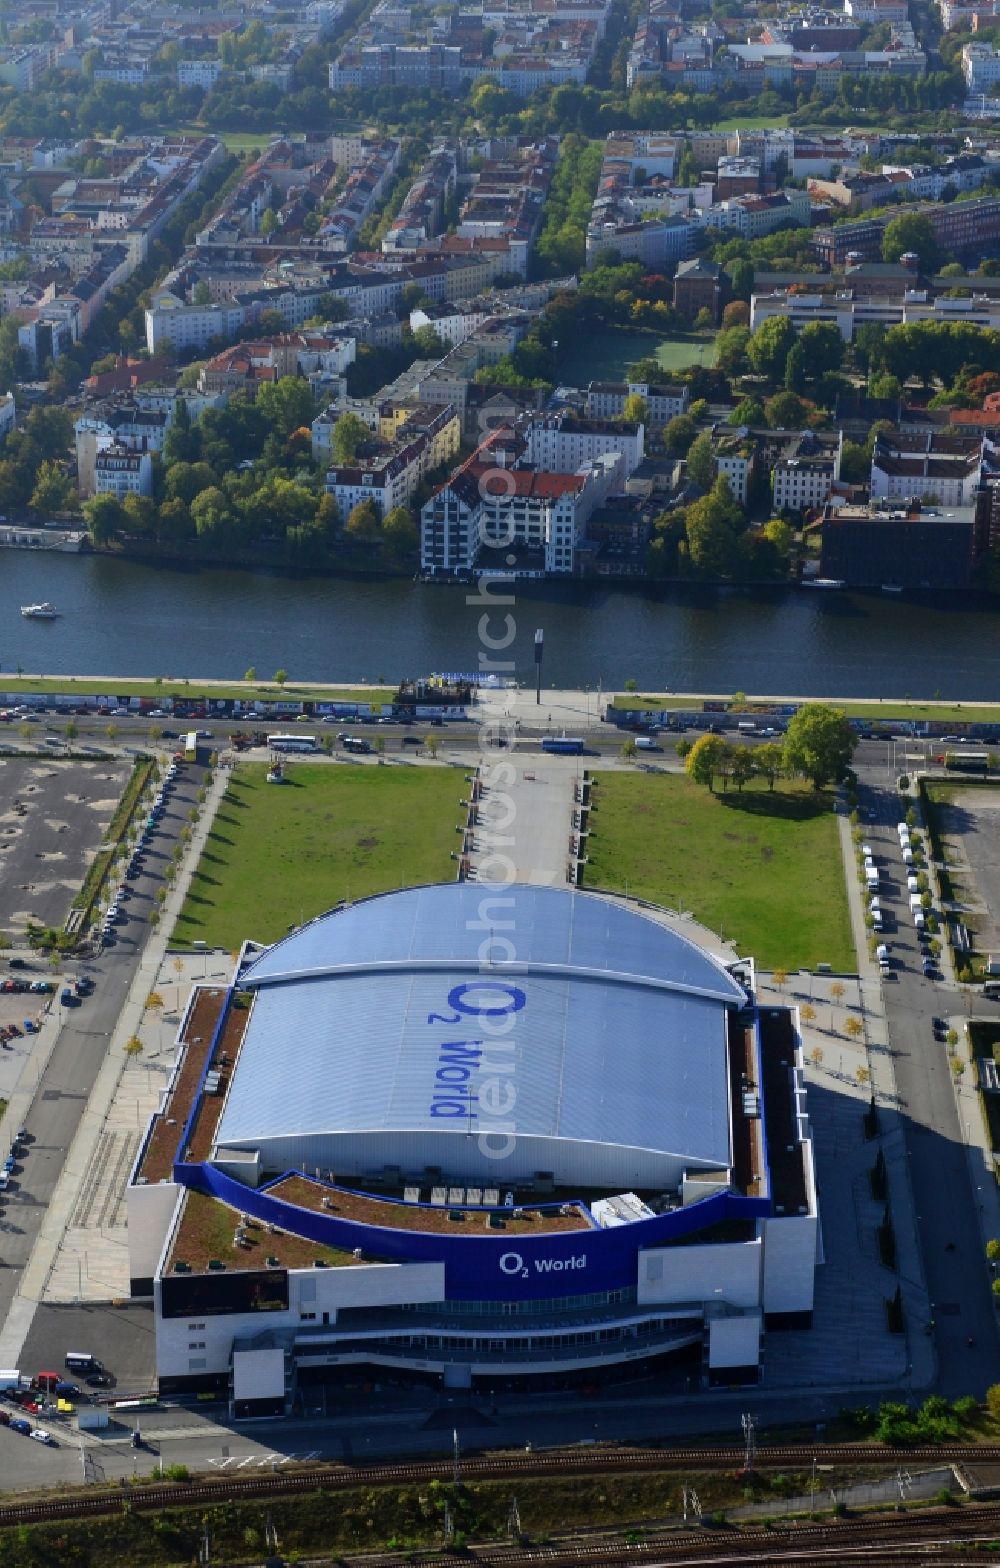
[4,550,1000,698]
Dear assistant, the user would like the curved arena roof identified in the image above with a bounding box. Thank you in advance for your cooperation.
[216,886,745,1188]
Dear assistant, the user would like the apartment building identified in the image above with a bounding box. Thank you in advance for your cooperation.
[772,432,843,512]
[525,411,645,479]
[324,402,460,519]
[420,427,623,575]
[870,431,984,506]
[93,443,154,499]
[586,380,689,425]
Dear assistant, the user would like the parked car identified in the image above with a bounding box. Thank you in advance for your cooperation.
[161,729,179,739]
[29,1429,56,1446]
[8,1417,30,1435]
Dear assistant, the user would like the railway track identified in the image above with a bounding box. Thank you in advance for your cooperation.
[0,1441,998,1530]
[340,1502,1000,1567]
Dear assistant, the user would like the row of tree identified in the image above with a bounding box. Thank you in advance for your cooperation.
[681,705,857,792]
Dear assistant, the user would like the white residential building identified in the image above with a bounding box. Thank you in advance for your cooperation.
[961,41,1000,91]
[93,443,153,499]
[586,380,689,425]
[421,429,624,576]
[145,293,249,354]
[178,59,223,88]
[524,412,644,479]
[772,436,843,512]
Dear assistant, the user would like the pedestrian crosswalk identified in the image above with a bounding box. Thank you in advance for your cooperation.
[207,1451,320,1468]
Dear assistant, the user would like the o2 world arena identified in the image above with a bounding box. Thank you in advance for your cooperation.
[129,885,819,1414]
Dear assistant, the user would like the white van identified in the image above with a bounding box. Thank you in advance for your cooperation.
[902,848,914,866]
[914,911,926,931]
[737,721,757,734]
[635,736,660,751]
[866,868,880,889]
[907,875,920,894]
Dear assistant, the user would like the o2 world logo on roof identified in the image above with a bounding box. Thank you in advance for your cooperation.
[426,982,525,1121]
[500,1251,588,1281]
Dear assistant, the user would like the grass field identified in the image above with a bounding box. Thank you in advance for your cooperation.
[711,114,790,131]
[558,328,714,384]
[583,772,853,972]
[612,693,1000,723]
[169,126,290,152]
[172,762,462,949]
[0,675,393,706]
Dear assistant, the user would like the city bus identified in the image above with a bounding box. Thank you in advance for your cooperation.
[944,750,989,772]
[541,736,584,755]
[266,733,319,753]
[183,731,198,761]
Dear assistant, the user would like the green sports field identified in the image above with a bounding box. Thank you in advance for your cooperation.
[558,328,714,385]
[172,762,461,949]
[583,772,853,972]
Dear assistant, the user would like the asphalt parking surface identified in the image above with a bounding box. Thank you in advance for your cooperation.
[934,786,1000,954]
[0,760,207,1341]
[0,756,130,933]
[17,1300,156,1390]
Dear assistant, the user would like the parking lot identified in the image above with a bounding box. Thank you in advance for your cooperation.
[0,757,131,936]
[930,785,1000,954]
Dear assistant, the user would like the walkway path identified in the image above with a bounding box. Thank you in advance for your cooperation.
[467,758,579,888]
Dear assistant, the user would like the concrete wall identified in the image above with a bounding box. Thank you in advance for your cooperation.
[128,1182,182,1292]
[761,1213,819,1315]
[637,1238,763,1311]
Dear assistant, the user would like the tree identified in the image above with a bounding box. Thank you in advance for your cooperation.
[331,411,369,465]
[125,1035,144,1060]
[747,315,797,381]
[84,493,126,546]
[664,413,697,455]
[685,430,716,490]
[714,324,750,375]
[764,390,807,429]
[845,1016,864,1041]
[345,499,380,541]
[987,1384,1000,1419]
[722,300,750,328]
[882,211,943,273]
[987,1239,1000,1261]
[801,1003,816,1028]
[244,666,256,683]
[798,321,844,378]
[783,703,857,789]
[729,397,764,427]
[146,991,164,1011]
[755,741,784,790]
[784,341,807,395]
[830,980,845,1006]
[274,668,288,686]
[685,733,727,792]
[622,392,648,426]
[685,477,743,576]
[381,505,418,559]
[773,968,788,991]
[29,459,75,515]
[620,735,637,760]
[730,747,755,791]
[255,376,315,440]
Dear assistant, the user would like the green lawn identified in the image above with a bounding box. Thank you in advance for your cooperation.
[710,114,790,131]
[612,693,1000,723]
[0,675,393,706]
[172,762,462,949]
[655,337,715,372]
[558,328,714,385]
[168,126,292,153]
[583,773,853,972]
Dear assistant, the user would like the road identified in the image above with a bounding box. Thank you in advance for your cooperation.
[0,759,207,1329]
[853,749,1000,1399]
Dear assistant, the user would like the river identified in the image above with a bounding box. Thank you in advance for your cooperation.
[4,550,1000,698]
